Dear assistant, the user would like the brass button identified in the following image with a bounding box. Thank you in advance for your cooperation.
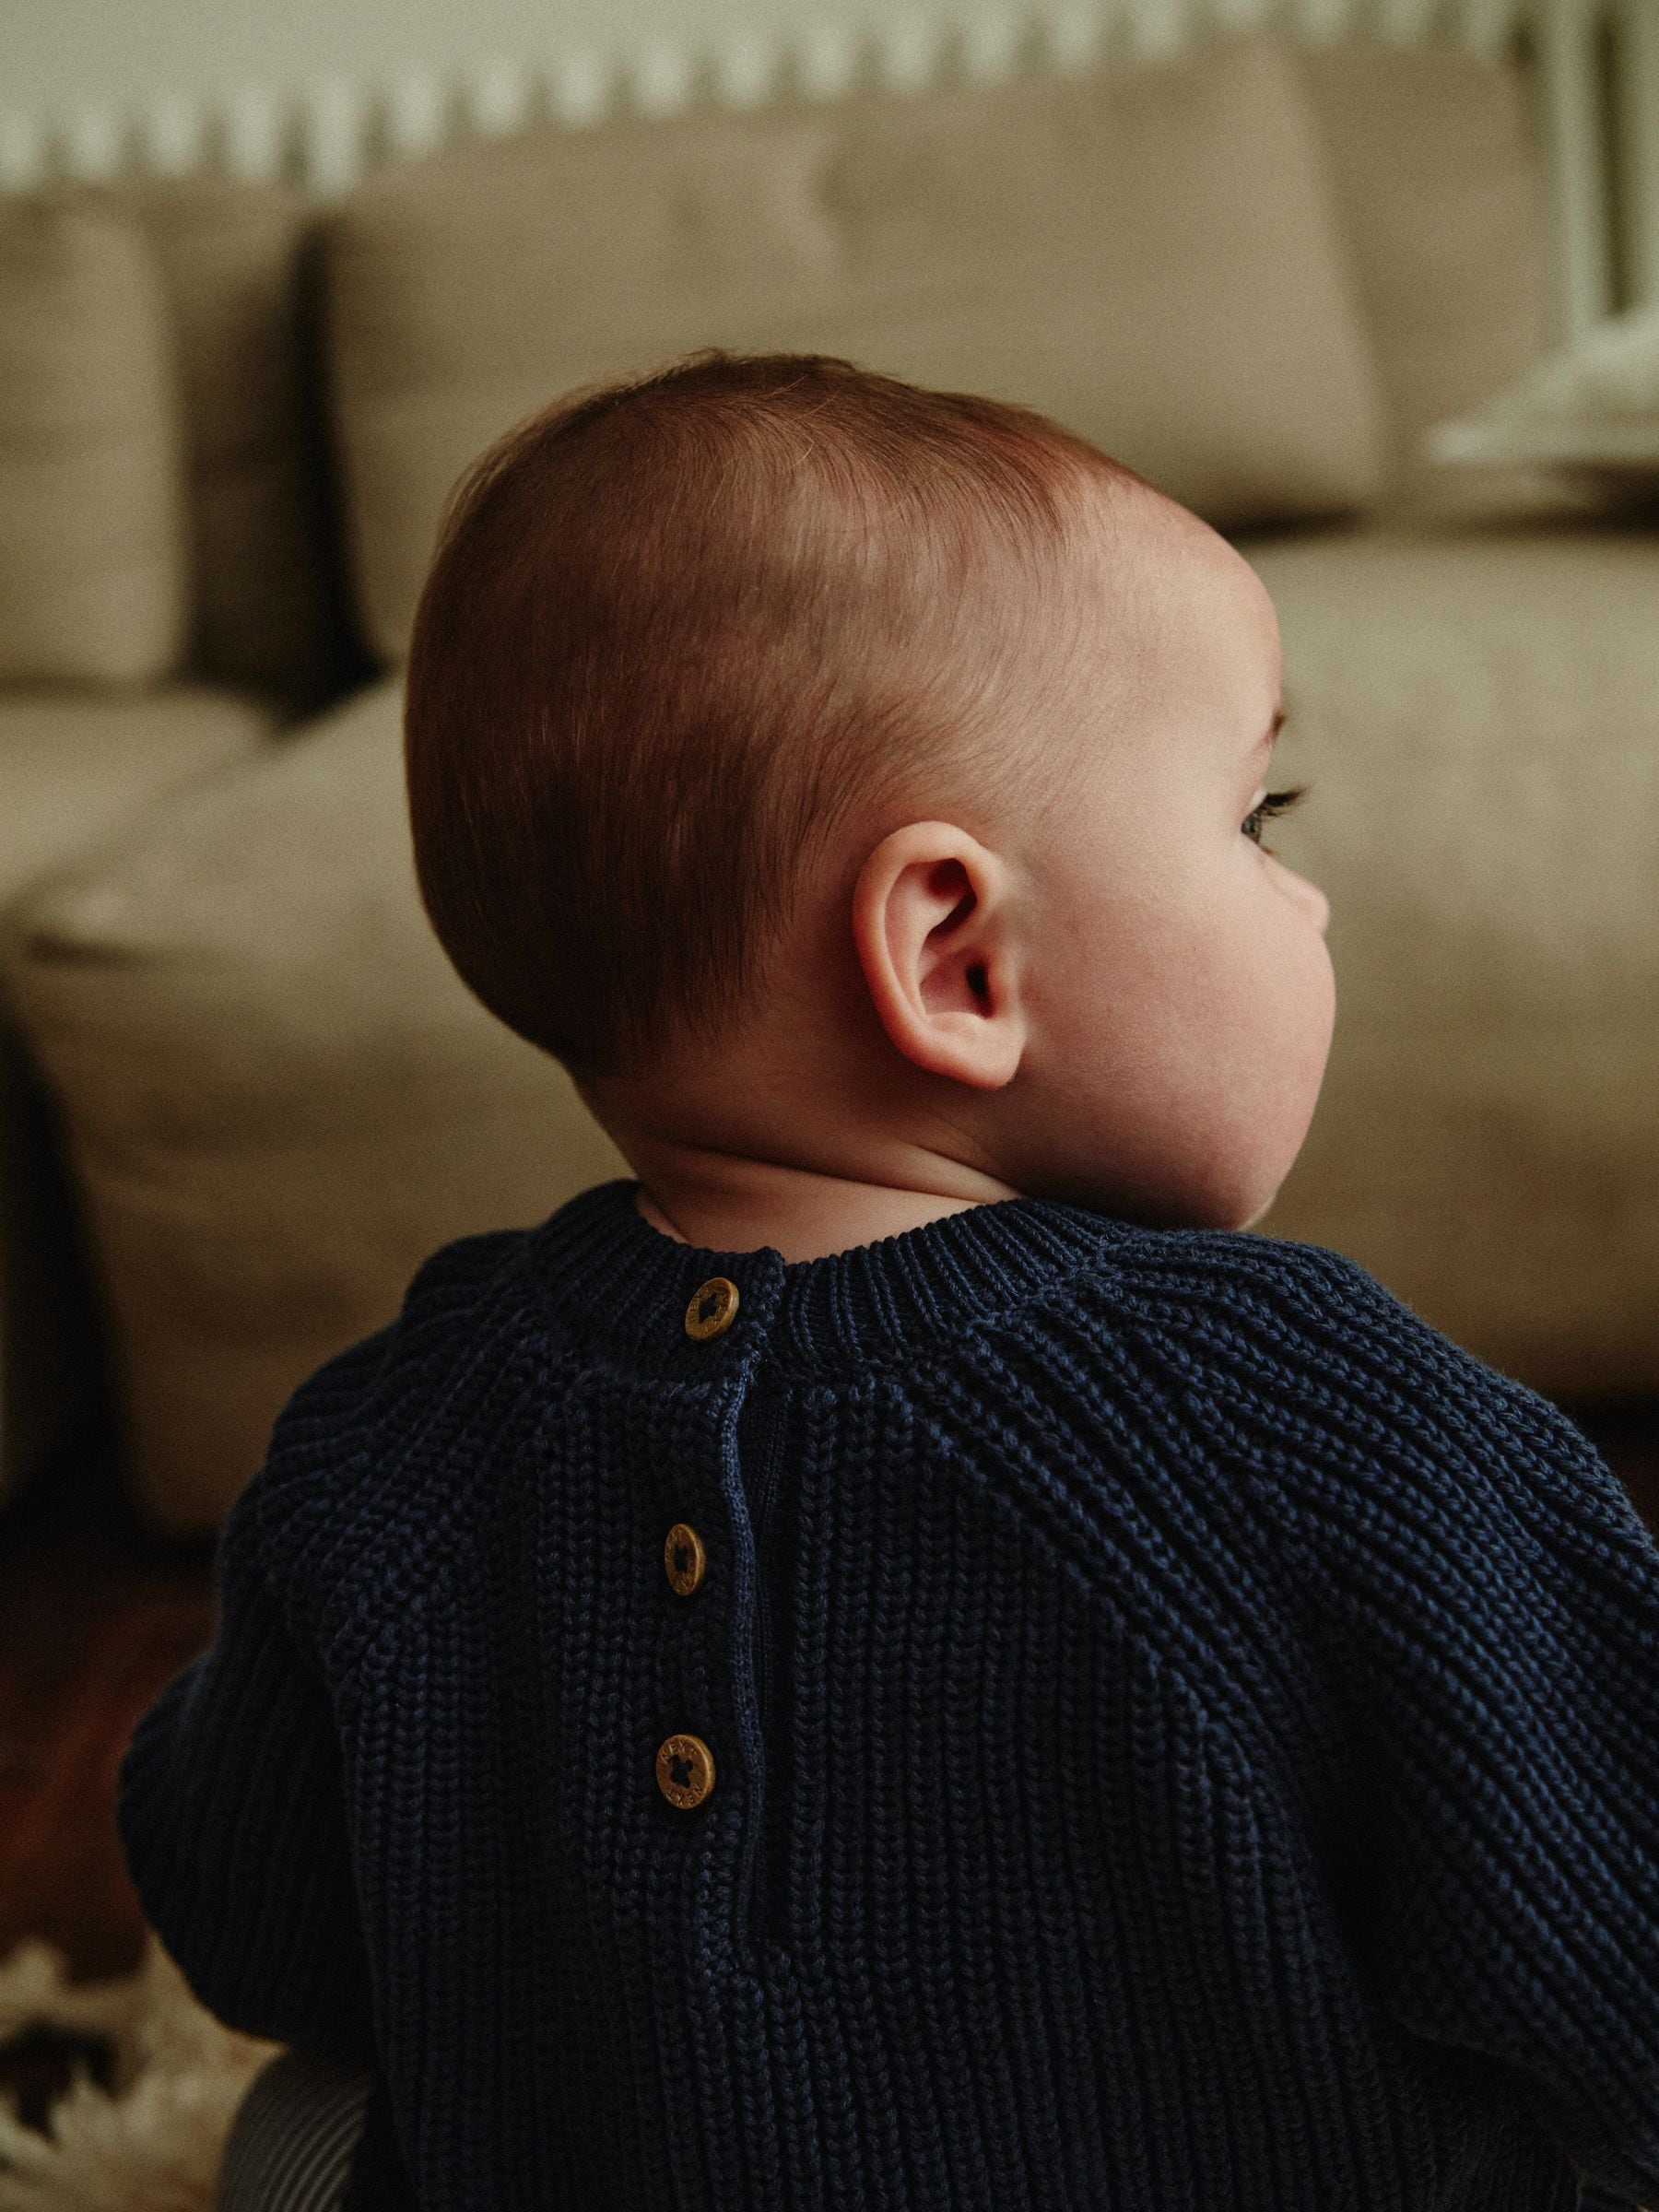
[655,1731,715,1808]
[664,1522,706,1595]
[685,1277,739,1340]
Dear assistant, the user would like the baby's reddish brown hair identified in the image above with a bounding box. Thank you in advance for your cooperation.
[405,349,1157,1082]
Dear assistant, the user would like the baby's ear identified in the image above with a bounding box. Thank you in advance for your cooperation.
[851,822,1026,1088]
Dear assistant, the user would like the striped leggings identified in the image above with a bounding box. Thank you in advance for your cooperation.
[216,2049,372,2212]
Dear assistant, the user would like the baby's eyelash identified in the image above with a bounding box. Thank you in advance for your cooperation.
[1241,783,1308,853]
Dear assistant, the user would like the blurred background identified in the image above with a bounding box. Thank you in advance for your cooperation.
[0,0,1656,2196]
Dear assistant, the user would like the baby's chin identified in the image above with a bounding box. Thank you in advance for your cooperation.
[992,1061,1325,1235]
[1005,1149,1292,1237]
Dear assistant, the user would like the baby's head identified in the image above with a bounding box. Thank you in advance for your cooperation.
[406,350,1332,1237]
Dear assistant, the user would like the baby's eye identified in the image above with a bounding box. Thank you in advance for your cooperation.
[1241,784,1308,854]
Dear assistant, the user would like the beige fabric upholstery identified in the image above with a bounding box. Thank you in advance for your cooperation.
[1241,515,1659,1395]
[0,685,278,1512]
[0,201,188,686]
[326,28,1386,661]
[18,176,360,712]
[110,176,359,712]
[1294,39,1551,515]
[0,686,279,908]
[0,678,626,1535]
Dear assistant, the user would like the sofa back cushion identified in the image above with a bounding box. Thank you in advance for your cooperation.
[325,27,1388,662]
[109,175,362,712]
[1295,37,1549,512]
[8,177,361,711]
[0,200,188,686]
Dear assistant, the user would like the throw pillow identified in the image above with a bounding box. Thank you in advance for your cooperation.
[1425,300,1659,502]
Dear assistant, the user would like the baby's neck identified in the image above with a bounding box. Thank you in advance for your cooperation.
[630,1155,1017,1264]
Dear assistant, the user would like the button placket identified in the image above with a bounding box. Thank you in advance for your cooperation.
[656,1506,717,1802]
[656,1272,746,1810]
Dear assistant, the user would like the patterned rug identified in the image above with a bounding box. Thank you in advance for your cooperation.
[0,1931,276,2210]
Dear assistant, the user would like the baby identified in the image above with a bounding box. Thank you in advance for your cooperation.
[121,351,1659,2212]
[406,347,1332,1265]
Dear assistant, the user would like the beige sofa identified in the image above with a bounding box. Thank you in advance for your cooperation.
[0,26,1654,1537]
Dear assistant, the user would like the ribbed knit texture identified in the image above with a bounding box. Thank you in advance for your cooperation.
[117,1178,1659,2211]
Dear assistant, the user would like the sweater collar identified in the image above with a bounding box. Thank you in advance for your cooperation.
[525,1176,1124,1378]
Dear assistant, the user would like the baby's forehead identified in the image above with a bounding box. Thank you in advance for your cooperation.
[1005,480,1280,774]
[1065,480,1276,656]
[1072,473,1229,591]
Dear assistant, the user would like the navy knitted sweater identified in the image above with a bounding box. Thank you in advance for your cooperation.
[117,1178,1659,2211]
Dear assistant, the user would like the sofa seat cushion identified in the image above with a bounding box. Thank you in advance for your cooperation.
[0,677,626,1534]
[325,27,1386,659]
[1237,514,1659,1393]
[0,686,280,912]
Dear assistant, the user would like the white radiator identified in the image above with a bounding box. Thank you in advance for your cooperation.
[1,0,1653,342]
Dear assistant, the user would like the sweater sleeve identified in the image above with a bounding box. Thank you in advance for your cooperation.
[1288,1297,1659,2206]
[115,1481,378,2072]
